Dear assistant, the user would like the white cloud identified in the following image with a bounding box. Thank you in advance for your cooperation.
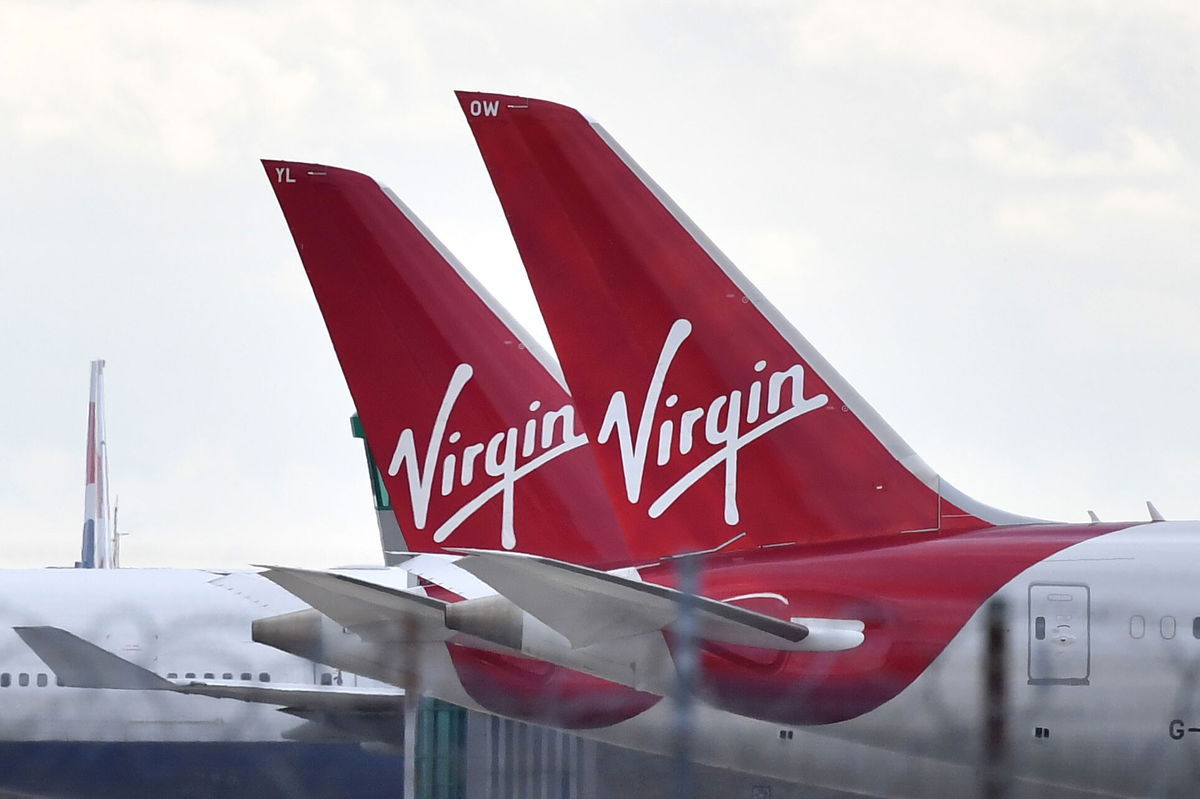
[790,1,1052,97]
[972,125,1185,178]
[1099,188,1194,221]
[2,0,1200,570]
[0,0,428,170]
[0,445,80,566]
[995,187,1194,240]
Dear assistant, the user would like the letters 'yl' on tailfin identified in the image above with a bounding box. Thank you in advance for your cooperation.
[263,160,629,565]
[458,93,1032,560]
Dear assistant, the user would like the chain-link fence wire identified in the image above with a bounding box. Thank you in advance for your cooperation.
[3,571,1200,797]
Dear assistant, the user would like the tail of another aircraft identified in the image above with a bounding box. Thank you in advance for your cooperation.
[458,92,1033,561]
[79,359,114,569]
[263,160,630,565]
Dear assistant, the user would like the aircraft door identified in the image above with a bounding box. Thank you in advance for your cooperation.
[1028,584,1090,685]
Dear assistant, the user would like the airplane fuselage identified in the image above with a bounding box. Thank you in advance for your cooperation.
[0,567,406,798]
[294,521,1200,796]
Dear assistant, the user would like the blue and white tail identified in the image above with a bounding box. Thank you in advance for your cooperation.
[79,359,114,569]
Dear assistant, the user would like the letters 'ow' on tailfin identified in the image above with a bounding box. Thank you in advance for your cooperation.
[262,160,629,566]
[457,92,1032,561]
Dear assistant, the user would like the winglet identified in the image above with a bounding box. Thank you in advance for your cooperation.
[14,626,174,690]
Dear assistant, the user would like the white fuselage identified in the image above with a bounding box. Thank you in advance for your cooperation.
[0,567,397,743]
[603,521,1200,796]
[298,522,1200,797]
[7,524,1199,796]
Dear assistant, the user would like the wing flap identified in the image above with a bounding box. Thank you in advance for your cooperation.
[449,550,863,651]
[176,682,403,712]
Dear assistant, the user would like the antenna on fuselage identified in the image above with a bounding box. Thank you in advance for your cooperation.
[1147,501,1165,522]
[1087,510,1100,523]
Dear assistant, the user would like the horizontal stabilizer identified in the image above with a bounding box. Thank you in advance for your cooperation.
[449,550,863,652]
[16,626,175,690]
[264,565,678,694]
[259,567,452,643]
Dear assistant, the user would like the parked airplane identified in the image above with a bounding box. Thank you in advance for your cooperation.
[252,92,1200,797]
[0,565,416,798]
[0,373,409,797]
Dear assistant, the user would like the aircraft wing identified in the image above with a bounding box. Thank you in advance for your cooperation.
[449,549,864,652]
[257,559,861,699]
[14,625,404,714]
[15,625,175,690]
[259,566,452,643]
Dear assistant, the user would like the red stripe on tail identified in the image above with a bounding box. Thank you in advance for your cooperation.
[459,93,1021,560]
[263,160,629,565]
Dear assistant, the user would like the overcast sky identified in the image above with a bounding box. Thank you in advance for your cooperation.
[1,1,1197,568]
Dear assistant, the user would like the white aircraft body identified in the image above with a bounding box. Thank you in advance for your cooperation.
[0,567,409,798]
[253,527,1200,798]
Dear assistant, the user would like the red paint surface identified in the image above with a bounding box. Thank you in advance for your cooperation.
[441,522,1130,727]
[264,124,1129,731]
[642,522,1131,724]
[458,92,995,561]
[263,160,629,565]
[447,644,662,729]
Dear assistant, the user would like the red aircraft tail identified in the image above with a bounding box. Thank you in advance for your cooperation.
[457,93,1030,561]
[263,160,629,565]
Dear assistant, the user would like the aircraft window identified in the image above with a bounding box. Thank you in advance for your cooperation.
[167,673,178,679]
[1131,615,1146,639]
[259,672,270,683]
[56,677,63,687]
[222,672,233,680]
[36,674,47,687]
[18,673,29,687]
[1,674,9,687]
[1162,616,1177,640]
[185,672,195,679]
[241,672,252,681]
[320,673,333,686]
[204,673,214,680]
[1034,616,1046,640]
[1193,617,1200,639]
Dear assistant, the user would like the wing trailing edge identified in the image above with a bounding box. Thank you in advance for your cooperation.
[14,625,404,713]
[447,549,864,652]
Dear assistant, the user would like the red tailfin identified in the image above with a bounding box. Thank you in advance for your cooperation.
[263,160,629,565]
[457,93,1030,561]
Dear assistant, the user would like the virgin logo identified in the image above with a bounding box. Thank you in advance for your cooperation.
[387,365,587,550]
[598,319,828,525]
[386,318,827,550]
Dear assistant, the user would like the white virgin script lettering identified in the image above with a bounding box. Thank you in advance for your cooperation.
[598,319,828,525]
[387,363,587,550]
